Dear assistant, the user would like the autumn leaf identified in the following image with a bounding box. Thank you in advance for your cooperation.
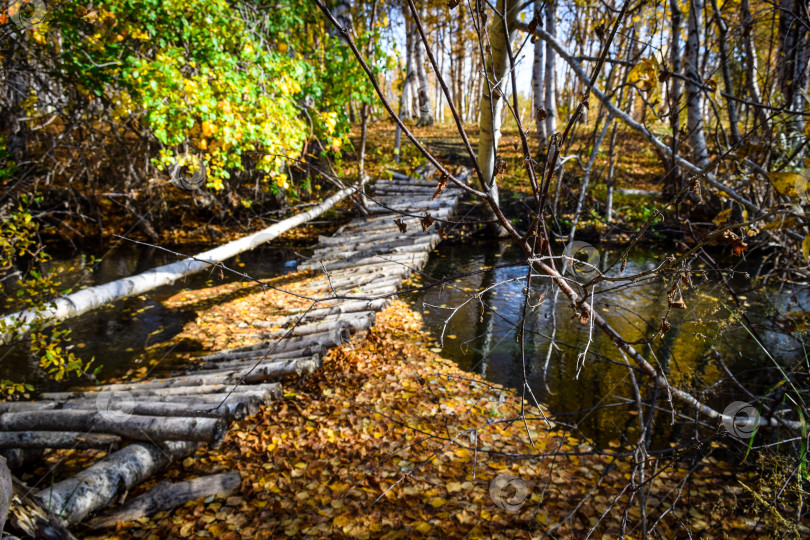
[766,172,802,198]
[705,79,717,99]
[722,230,748,256]
[627,58,659,93]
[437,227,447,239]
[535,106,547,124]
[713,208,733,227]
[420,214,434,232]
[432,174,448,200]
[803,235,810,261]
[394,218,407,233]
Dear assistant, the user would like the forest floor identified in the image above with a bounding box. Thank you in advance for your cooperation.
[28,263,758,539]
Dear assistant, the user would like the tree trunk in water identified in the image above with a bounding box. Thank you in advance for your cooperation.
[414,9,434,126]
[532,6,547,148]
[477,0,517,236]
[0,188,354,345]
[685,0,710,171]
[544,1,558,137]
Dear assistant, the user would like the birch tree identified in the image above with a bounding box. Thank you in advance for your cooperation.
[476,0,518,232]
[532,6,547,146]
[684,0,710,171]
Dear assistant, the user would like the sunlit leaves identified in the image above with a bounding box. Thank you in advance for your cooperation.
[627,57,659,93]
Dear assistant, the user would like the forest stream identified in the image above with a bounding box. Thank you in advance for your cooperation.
[4,238,802,452]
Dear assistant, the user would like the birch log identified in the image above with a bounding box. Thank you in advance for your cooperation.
[0,187,355,345]
[0,410,226,444]
[0,432,121,450]
[88,471,241,529]
[33,441,197,524]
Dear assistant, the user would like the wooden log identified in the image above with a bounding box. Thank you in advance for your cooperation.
[87,471,241,529]
[197,343,323,363]
[256,314,374,340]
[8,476,78,539]
[383,170,419,181]
[202,355,322,376]
[249,298,390,327]
[60,399,249,420]
[307,261,413,280]
[310,240,438,265]
[0,188,356,346]
[0,432,121,450]
[0,402,58,414]
[316,230,423,246]
[93,356,320,390]
[305,252,428,272]
[301,251,427,271]
[366,199,459,215]
[41,382,281,401]
[33,441,197,524]
[0,410,227,444]
[254,315,374,342]
[311,235,435,258]
[150,392,272,415]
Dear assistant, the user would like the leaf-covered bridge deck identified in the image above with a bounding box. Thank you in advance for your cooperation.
[2,167,468,533]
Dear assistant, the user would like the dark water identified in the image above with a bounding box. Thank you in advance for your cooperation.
[0,242,302,389]
[2,237,804,450]
[403,240,806,449]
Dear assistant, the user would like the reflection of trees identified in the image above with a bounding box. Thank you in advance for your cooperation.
[473,241,508,377]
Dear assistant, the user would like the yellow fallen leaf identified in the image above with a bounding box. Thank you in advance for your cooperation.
[428,496,447,508]
[767,172,801,198]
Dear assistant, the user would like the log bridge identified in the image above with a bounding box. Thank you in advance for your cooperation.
[1,166,468,535]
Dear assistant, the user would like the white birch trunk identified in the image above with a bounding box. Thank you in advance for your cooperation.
[414,8,434,126]
[532,7,547,146]
[685,0,710,170]
[0,188,354,345]
[544,1,558,137]
[477,0,517,230]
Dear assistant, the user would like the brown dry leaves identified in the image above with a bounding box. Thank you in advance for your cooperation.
[82,300,756,539]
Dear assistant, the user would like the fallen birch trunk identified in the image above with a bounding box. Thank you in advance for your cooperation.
[0,187,355,346]
[0,432,121,450]
[0,410,226,444]
[197,344,323,363]
[60,398,250,420]
[88,471,241,529]
[41,382,281,401]
[33,441,197,524]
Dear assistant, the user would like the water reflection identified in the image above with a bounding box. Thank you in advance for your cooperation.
[406,240,805,449]
[0,242,301,388]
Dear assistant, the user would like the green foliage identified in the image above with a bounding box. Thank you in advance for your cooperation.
[21,0,387,194]
[0,195,92,395]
